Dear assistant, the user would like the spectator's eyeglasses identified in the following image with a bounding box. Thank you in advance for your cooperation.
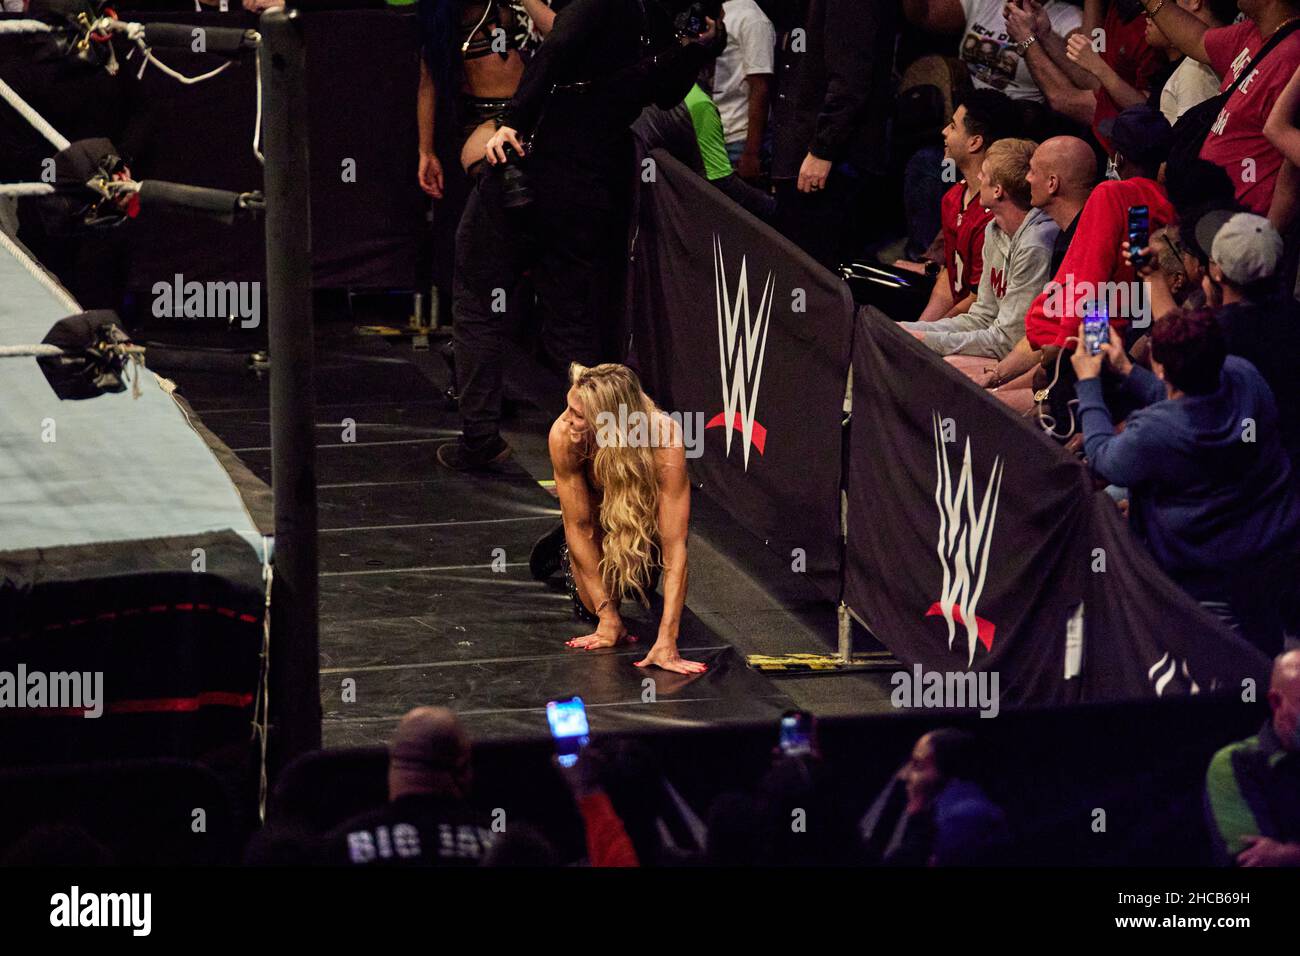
[1157,233,1189,284]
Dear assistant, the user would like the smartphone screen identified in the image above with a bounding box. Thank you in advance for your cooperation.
[546,696,590,768]
[1083,299,1110,356]
[1127,205,1150,269]
[778,711,813,757]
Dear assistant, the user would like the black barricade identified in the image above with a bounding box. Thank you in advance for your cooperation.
[629,149,851,600]
[843,306,1270,704]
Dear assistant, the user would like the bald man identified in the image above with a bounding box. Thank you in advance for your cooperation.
[325,706,497,866]
[1205,650,1300,867]
[1026,136,1099,275]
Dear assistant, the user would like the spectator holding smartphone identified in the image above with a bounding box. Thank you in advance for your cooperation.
[1073,310,1300,653]
[1128,210,1300,464]
[553,747,640,867]
[1020,105,1175,413]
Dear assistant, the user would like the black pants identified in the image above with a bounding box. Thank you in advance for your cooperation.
[452,165,625,445]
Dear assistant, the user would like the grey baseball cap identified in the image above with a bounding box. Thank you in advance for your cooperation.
[1196,211,1283,285]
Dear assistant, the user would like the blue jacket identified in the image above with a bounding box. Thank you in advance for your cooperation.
[1078,356,1300,577]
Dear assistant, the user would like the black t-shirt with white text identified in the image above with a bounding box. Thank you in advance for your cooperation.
[324,795,498,866]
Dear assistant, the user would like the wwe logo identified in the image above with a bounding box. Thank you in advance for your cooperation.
[1148,652,1203,697]
[706,235,772,470]
[927,414,1003,665]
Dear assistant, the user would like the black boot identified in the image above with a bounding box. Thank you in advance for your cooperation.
[436,435,512,472]
[529,522,567,581]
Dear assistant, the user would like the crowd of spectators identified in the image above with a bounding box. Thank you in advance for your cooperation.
[5,0,1300,869]
[630,1,1300,863]
[205,675,1300,866]
[652,0,1300,656]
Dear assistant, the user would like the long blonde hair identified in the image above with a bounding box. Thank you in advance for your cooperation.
[569,362,664,606]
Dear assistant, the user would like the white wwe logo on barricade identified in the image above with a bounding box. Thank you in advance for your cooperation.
[713,235,773,471]
[931,414,1004,666]
[1148,652,1201,697]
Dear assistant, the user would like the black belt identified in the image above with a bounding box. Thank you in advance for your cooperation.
[459,96,511,134]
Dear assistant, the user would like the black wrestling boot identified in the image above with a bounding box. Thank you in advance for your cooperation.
[436,435,512,472]
[529,521,567,581]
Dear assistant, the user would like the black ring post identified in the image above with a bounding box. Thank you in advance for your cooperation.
[260,7,321,767]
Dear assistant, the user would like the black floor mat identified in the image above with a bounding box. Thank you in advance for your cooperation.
[150,324,795,746]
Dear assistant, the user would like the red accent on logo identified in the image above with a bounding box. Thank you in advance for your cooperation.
[705,412,767,454]
[925,603,997,651]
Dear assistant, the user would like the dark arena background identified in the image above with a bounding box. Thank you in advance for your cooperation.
[0,0,1295,936]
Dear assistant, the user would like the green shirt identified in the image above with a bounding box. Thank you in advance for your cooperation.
[1205,722,1300,862]
[684,84,734,182]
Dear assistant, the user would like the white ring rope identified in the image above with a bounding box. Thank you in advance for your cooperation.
[0,224,82,314]
[253,44,264,165]
[139,48,233,85]
[2,17,260,192]
[0,76,70,151]
[0,344,66,358]
[0,19,57,35]
[0,182,56,197]
[93,17,236,85]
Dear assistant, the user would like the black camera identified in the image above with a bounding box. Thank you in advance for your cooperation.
[673,1,717,39]
[499,142,534,210]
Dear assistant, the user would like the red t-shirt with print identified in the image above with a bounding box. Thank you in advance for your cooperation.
[1200,19,1300,214]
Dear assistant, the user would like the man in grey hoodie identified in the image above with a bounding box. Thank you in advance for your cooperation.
[899,137,1060,360]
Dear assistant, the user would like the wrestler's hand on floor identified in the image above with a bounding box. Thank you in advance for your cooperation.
[635,640,707,675]
[567,617,631,650]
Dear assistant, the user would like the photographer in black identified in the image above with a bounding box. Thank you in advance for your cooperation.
[438,0,726,471]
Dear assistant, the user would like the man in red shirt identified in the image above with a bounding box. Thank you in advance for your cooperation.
[1145,0,1300,216]
[1014,106,1175,415]
[916,89,1022,323]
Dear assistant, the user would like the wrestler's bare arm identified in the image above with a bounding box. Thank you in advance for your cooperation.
[634,418,706,675]
[549,419,625,640]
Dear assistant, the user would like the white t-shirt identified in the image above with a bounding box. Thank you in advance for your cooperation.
[1159,56,1222,125]
[714,0,777,146]
[959,0,1083,101]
